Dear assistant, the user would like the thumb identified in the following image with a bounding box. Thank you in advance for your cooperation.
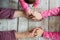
[32,17,36,20]
[32,28,38,37]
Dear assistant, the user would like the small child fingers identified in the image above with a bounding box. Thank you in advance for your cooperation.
[32,17,36,20]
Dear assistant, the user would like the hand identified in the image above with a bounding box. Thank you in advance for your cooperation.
[36,27,44,37]
[25,9,33,19]
[29,28,38,37]
[29,27,44,37]
[31,11,42,21]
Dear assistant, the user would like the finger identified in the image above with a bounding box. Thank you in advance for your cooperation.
[28,13,32,15]
[32,28,40,34]
[32,28,42,37]
[32,17,36,20]
[35,27,41,30]
[38,27,42,29]
[32,28,37,34]
[36,27,40,29]
[32,18,39,21]
[32,28,38,37]
[29,15,34,18]
[34,18,42,21]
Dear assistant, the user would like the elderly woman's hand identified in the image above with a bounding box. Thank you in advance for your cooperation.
[29,27,44,37]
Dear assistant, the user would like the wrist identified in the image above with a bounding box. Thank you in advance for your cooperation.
[28,32,34,37]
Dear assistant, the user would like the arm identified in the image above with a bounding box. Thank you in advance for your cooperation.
[15,27,42,39]
[15,32,32,39]
[0,8,26,19]
[43,31,60,40]
[41,7,60,19]
[0,30,16,40]
[19,0,30,13]
[0,8,15,19]
[33,0,40,7]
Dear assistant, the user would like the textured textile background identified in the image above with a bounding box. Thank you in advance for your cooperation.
[0,0,18,9]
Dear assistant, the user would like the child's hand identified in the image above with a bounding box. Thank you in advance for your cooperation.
[26,9,33,17]
[25,9,42,21]
[33,5,39,11]
[31,11,42,21]
[36,27,44,37]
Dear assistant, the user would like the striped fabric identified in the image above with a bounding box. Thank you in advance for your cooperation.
[0,30,16,40]
[0,8,15,19]
[19,0,40,13]
[41,7,60,19]
[43,31,60,40]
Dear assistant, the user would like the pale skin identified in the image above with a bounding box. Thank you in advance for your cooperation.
[13,10,42,20]
[28,6,42,21]
[31,11,42,21]
[15,27,44,39]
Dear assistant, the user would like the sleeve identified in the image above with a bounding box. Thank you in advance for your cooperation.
[33,0,40,7]
[41,7,60,19]
[43,31,60,40]
[0,30,16,40]
[0,8,15,19]
[19,0,30,13]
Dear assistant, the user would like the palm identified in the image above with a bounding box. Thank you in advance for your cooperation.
[32,11,42,20]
